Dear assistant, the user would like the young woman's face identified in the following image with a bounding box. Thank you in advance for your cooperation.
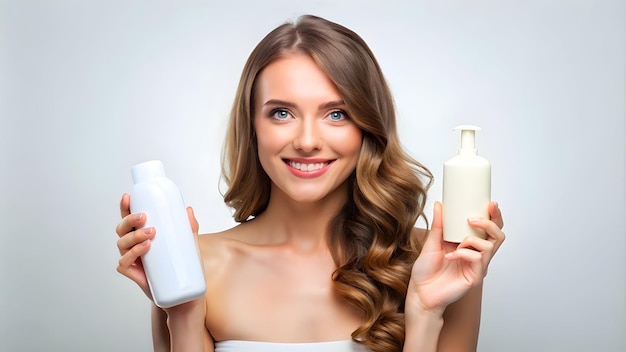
[254,53,362,204]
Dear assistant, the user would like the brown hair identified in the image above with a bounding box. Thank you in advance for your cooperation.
[222,15,433,352]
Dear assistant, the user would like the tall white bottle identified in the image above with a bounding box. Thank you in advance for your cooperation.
[442,125,491,243]
[130,160,206,308]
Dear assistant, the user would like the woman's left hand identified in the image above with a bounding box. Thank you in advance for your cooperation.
[407,201,505,314]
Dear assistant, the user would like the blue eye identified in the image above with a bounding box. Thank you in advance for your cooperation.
[328,110,346,121]
[271,109,291,120]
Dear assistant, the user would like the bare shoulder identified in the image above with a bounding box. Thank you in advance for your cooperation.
[412,227,428,239]
[412,227,429,246]
[195,221,282,341]
[196,221,266,290]
[196,224,250,274]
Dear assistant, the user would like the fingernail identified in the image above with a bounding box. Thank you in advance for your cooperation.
[445,252,454,259]
[134,213,143,221]
[494,201,499,209]
[141,240,150,247]
[468,217,481,224]
[143,227,153,234]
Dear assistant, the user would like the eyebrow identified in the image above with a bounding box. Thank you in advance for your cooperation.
[263,99,346,110]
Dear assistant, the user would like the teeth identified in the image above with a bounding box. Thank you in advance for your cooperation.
[289,161,327,171]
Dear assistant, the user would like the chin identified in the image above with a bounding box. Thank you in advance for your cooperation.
[288,192,328,204]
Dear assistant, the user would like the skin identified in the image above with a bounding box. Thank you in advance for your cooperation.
[116,54,505,352]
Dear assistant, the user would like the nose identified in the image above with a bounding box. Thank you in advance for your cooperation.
[293,119,321,152]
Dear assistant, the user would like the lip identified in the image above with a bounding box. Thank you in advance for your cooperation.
[283,158,335,178]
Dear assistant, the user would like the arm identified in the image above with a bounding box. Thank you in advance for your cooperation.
[438,283,482,351]
[152,208,214,352]
[151,290,214,352]
[403,300,444,352]
[405,202,504,352]
[402,283,482,352]
[437,202,503,350]
[165,300,214,352]
[152,304,170,352]
[403,227,445,351]
[116,195,213,351]
[152,286,214,352]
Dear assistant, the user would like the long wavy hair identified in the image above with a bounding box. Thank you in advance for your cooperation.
[221,15,433,352]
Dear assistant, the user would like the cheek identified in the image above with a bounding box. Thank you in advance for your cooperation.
[257,139,276,162]
[255,135,275,177]
[335,125,363,156]
[255,123,285,160]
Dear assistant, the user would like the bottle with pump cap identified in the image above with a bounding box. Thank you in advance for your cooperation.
[442,125,491,243]
[129,160,206,308]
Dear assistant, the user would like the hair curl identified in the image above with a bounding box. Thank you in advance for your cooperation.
[221,15,433,352]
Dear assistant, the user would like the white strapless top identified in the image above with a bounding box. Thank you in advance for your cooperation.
[214,340,369,352]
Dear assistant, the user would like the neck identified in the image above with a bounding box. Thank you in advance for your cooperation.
[252,183,348,253]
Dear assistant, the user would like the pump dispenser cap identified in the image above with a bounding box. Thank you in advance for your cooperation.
[454,125,481,155]
[132,160,166,184]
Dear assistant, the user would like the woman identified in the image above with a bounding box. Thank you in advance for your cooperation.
[116,15,505,352]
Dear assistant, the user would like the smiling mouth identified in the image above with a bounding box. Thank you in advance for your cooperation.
[285,160,332,172]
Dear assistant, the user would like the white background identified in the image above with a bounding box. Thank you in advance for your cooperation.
[1,0,624,351]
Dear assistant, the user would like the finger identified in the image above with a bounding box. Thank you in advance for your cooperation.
[115,212,147,238]
[117,240,151,284]
[457,235,496,270]
[117,227,155,254]
[117,239,150,270]
[488,201,504,229]
[457,235,495,254]
[468,217,506,253]
[445,248,485,281]
[421,202,444,252]
[120,193,131,218]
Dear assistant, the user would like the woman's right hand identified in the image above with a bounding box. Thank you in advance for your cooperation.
[116,193,209,350]
[115,193,155,299]
[115,193,203,302]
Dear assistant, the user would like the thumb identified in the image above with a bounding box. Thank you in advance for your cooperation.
[186,206,199,235]
[422,201,443,252]
[187,206,204,265]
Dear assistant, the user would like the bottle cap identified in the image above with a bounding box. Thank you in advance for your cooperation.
[454,125,481,155]
[131,160,166,184]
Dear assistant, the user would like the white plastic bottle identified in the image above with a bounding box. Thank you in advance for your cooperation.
[442,125,491,243]
[129,160,206,308]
